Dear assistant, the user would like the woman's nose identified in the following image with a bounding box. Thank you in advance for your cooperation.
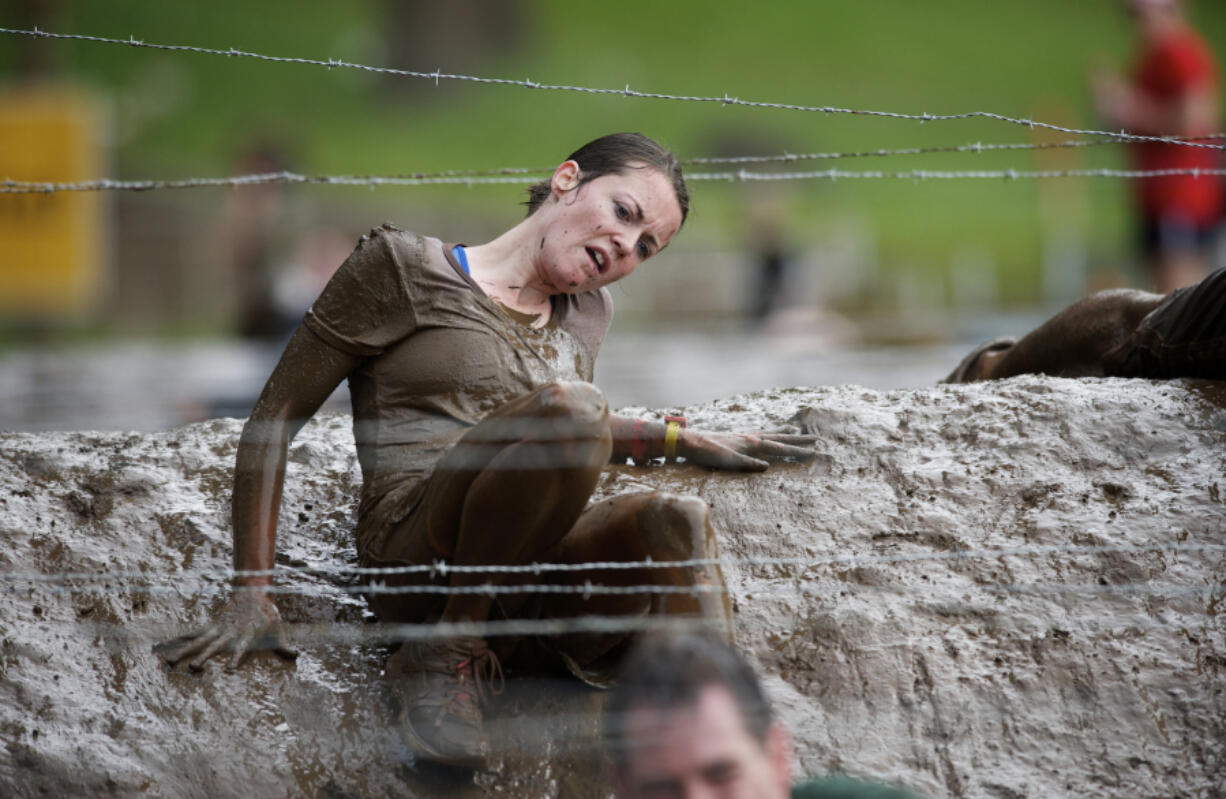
[609,230,630,258]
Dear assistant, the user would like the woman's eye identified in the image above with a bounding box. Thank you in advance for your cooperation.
[637,240,650,258]
[615,203,630,221]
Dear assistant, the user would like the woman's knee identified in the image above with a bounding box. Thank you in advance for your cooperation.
[635,493,715,559]
[533,381,608,430]
[487,381,609,442]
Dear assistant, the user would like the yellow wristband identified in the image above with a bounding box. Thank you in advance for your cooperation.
[664,421,682,461]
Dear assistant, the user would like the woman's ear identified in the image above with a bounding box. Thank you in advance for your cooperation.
[765,722,794,796]
[550,160,582,197]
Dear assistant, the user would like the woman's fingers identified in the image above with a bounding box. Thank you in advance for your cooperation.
[154,627,219,665]
[707,432,816,462]
[190,631,236,672]
[227,631,256,671]
[758,433,819,446]
[755,433,814,446]
[732,454,770,472]
[700,440,769,472]
[212,629,297,671]
[158,593,292,671]
[744,437,818,460]
[677,429,817,471]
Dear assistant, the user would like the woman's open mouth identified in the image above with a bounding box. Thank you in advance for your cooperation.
[585,247,606,275]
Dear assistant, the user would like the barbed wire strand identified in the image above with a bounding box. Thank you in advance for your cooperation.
[683,135,1226,165]
[5,166,1226,195]
[4,541,1221,587]
[696,167,1226,182]
[3,26,1224,151]
[0,172,548,193]
[16,579,1224,649]
[10,573,1224,605]
[12,578,1225,605]
[7,134,1226,188]
[75,606,1221,651]
[6,136,1226,195]
[32,579,1224,601]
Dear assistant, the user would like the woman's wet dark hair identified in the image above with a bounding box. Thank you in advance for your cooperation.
[525,132,689,224]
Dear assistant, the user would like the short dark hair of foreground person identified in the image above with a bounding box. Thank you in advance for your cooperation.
[604,633,923,799]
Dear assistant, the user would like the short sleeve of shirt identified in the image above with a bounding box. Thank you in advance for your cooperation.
[558,286,614,364]
[303,224,422,357]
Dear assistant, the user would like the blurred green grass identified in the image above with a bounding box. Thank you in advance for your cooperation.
[5,0,1225,308]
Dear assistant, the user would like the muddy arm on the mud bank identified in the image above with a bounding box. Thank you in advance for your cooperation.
[156,326,360,670]
[608,413,817,471]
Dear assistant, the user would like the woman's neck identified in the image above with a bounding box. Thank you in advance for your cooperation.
[464,219,553,324]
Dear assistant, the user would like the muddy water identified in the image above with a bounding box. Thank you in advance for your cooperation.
[1,378,1224,797]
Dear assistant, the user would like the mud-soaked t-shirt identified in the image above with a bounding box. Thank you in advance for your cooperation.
[303,223,613,558]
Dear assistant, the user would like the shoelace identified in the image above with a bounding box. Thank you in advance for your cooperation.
[451,640,505,707]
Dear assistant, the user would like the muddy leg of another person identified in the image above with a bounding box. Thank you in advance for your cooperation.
[951,288,1165,382]
[536,491,733,672]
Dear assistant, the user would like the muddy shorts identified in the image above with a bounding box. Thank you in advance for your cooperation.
[1113,266,1226,379]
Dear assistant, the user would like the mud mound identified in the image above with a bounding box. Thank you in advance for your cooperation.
[2,377,1224,798]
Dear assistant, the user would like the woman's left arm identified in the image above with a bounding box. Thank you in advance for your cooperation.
[608,414,816,472]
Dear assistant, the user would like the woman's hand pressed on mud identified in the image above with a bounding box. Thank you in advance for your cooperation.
[154,589,298,671]
[678,430,818,472]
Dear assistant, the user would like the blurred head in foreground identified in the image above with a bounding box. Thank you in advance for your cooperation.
[604,633,792,799]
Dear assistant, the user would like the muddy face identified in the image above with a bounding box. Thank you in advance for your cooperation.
[532,166,683,295]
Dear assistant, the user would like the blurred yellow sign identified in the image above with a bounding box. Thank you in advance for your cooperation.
[0,88,105,319]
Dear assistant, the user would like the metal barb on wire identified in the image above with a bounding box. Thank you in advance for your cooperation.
[2,26,1224,151]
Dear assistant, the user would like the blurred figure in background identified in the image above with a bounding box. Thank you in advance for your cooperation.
[218,141,352,344]
[223,142,299,341]
[745,183,794,326]
[604,634,922,799]
[1091,0,1223,294]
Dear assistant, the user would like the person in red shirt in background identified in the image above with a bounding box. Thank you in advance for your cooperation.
[1092,0,1223,294]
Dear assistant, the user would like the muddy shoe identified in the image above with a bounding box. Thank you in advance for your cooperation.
[388,637,504,769]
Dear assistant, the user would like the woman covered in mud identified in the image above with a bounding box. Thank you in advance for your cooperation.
[158,133,815,767]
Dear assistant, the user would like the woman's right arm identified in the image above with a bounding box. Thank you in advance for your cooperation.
[156,325,361,670]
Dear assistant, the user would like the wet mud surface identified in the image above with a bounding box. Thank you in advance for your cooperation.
[1,377,1224,798]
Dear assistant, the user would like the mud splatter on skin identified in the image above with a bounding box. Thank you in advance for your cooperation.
[2,377,1224,797]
